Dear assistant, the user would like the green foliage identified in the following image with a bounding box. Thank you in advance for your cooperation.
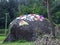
[53,12,60,24]
[0,0,19,28]
[18,1,47,16]
[52,0,60,24]
[0,0,60,28]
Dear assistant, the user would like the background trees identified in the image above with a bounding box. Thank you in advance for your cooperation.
[0,0,19,28]
[0,0,60,29]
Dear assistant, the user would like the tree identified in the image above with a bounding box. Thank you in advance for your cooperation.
[42,0,55,37]
[8,0,19,21]
[52,0,60,24]
[0,0,19,28]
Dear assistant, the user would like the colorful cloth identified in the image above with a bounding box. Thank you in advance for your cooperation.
[19,20,29,26]
[16,14,44,21]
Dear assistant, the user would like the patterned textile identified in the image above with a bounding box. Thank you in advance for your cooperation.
[16,14,44,21]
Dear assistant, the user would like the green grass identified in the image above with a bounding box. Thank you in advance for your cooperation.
[0,35,6,41]
[0,35,33,45]
[0,29,33,45]
[0,42,33,45]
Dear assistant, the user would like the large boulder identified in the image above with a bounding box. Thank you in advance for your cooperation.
[4,14,51,42]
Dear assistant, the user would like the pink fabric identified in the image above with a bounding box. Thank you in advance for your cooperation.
[16,14,44,21]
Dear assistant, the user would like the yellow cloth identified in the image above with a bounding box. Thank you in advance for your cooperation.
[34,18,38,21]
[19,20,29,26]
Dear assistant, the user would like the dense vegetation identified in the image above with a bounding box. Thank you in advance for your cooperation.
[0,0,60,28]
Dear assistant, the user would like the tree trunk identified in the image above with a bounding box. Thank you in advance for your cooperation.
[46,0,55,37]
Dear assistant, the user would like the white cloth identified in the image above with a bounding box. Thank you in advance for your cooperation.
[17,14,44,21]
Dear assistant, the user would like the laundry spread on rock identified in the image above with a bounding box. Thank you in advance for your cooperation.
[4,14,51,42]
[16,14,44,21]
[19,20,29,26]
[16,14,45,26]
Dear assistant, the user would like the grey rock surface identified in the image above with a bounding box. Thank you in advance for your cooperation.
[4,18,51,42]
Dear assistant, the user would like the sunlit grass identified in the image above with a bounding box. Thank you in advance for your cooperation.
[0,42,33,45]
[0,35,6,41]
[0,35,33,45]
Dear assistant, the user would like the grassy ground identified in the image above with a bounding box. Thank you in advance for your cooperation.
[0,35,33,45]
[0,29,33,45]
